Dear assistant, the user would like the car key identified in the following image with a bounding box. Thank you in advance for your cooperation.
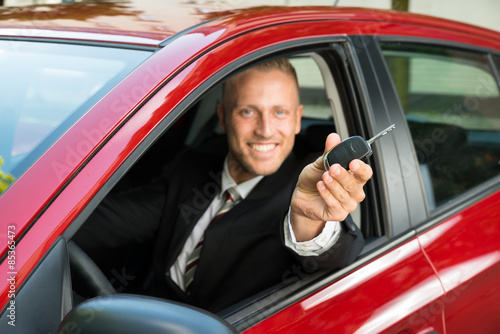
[323,124,396,171]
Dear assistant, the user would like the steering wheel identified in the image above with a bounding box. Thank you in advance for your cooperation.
[68,241,116,297]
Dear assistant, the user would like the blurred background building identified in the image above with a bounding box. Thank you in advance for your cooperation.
[1,0,498,32]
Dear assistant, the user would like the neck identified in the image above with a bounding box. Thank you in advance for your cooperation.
[227,158,257,184]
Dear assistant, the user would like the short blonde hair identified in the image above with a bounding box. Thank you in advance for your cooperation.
[222,57,299,109]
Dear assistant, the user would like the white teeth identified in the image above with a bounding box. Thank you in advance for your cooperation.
[251,144,275,152]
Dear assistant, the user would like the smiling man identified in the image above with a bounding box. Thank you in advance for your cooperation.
[75,57,372,313]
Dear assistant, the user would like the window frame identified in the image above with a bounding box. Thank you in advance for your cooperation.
[348,35,423,237]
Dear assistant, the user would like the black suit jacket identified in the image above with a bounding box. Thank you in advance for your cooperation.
[74,148,364,312]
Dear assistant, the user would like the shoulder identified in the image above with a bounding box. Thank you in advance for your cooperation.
[160,147,224,187]
[165,147,223,172]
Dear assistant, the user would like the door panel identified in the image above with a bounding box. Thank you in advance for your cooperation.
[380,41,500,331]
[0,238,72,334]
[418,192,500,333]
[244,238,445,333]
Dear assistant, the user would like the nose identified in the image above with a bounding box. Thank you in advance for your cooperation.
[255,113,274,138]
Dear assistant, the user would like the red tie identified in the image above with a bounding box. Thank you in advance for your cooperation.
[184,187,240,293]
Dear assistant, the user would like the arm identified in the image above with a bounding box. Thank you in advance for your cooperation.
[73,178,166,250]
[282,213,364,270]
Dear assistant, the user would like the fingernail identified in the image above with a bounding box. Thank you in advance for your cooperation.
[318,181,326,190]
[323,171,333,183]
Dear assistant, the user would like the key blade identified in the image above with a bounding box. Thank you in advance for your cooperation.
[367,124,396,146]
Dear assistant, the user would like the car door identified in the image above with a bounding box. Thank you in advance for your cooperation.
[380,41,500,333]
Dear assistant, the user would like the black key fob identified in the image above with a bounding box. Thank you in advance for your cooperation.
[323,136,372,170]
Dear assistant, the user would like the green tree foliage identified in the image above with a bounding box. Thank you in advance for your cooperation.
[0,156,15,194]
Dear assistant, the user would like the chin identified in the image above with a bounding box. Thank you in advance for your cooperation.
[248,154,289,175]
[252,164,282,177]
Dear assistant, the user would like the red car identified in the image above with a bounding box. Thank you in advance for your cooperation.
[1,2,500,333]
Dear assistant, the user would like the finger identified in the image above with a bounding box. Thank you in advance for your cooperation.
[348,159,373,183]
[317,179,348,221]
[321,170,358,213]
[328,164,366,203]
[318,173,357,220]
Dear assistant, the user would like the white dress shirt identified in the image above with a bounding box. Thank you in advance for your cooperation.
[169,156,341,290]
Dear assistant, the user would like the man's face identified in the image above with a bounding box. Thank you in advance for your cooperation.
[218,68,303,184]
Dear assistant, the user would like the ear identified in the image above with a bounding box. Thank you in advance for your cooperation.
[217,103,227,133]
[295,104,303,134]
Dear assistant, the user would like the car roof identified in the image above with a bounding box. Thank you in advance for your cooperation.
[1,2,499,48]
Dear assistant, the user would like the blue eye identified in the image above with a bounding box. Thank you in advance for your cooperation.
[275,110,288,117]
[241,109,254,117]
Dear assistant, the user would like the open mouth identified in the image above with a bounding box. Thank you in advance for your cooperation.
[250,143,277,153]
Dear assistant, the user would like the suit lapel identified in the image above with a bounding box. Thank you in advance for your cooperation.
[163,155,224,268]
[188,153,305,294]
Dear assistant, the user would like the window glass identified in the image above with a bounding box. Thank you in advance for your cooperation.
[382,43,500,210]
[0,41,151,195]
[495,55,500,77]
[290,56,330,119]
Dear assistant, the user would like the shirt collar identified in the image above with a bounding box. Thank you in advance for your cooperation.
[221,156,264,200]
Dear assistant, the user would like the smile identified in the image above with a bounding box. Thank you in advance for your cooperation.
[250,143,277,152]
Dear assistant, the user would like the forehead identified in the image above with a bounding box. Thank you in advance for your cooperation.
[236,68,295,86]
[230,68,299,102]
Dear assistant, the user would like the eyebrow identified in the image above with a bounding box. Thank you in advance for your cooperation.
[233,104,294,110]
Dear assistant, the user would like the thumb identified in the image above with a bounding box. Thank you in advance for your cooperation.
[324,132,341,154]
[312,133,342,170]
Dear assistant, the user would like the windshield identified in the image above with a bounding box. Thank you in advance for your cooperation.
[0,40,152,195]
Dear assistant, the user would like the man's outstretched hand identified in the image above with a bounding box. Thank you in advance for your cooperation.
[290,133,373,242]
